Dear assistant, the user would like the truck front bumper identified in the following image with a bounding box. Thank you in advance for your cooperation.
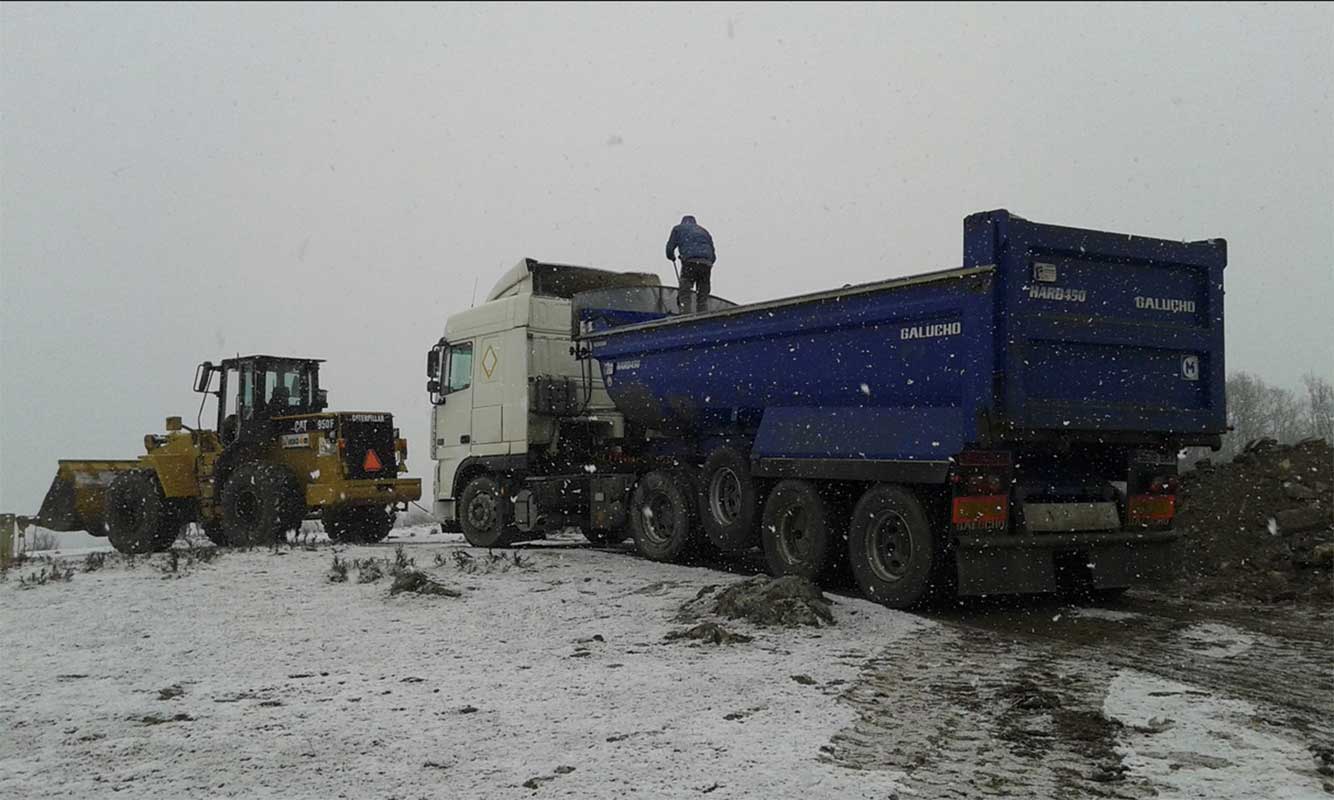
[307,478,422,508]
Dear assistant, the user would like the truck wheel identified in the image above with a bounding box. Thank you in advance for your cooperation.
[459,475,518,548]
[700,447,761,552]
[324,506,395,544]
[104,472,177,555]
[847,484,936,609]
[761,480,835,581]
[630,470,696,562]
[221,463,304,547]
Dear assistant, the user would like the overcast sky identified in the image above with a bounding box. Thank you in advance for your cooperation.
[2,2,1331,513]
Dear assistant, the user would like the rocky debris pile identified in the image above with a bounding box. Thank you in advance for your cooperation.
[679,575,835,627]
[1172,438,1332,603]
[665,622,754,645]
[389,569,461,597]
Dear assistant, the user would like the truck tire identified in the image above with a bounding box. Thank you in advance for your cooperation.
[700,446,761,552]
[459,475,518,548]
[221,463,304,547]
[630,470,697,562]
[104,472,178,555]
[324,505,395,544]
[846,484,937,609]
[761,479,836,581]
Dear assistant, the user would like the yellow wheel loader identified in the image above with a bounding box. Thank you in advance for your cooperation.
[32,355,421,553]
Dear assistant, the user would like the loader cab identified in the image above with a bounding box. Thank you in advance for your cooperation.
[195,355,327,445]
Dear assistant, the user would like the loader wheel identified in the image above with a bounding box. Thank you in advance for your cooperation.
[104,472,178,555]
[700,446,761,552]
[323,506,395,544]
[459,475,519,548]
[847,484,937,609]
[761,479,840,582]
[221,463,304,547]
[630,470,697,563]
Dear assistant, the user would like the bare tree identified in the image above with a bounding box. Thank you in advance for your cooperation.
[1303,372,1334,442]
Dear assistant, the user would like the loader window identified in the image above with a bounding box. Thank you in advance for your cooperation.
[446,343,473,393]
[264,366,308,411]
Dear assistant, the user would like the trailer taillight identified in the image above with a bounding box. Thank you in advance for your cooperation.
[1128,494,1176,525]
[952,495,1009,527]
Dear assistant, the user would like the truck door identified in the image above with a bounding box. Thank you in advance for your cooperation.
[434,341,475,500]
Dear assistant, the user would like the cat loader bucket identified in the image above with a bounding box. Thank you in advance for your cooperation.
[35,460,141,535]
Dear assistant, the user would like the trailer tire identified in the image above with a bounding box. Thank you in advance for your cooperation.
[221,463,304,547]
[630,470,696,563]
[324,505,395,544]
[700,447,761,552]
[761,480,837,581]
[459,475,518,548]
[847,484,937,609]
[104,472,177,555]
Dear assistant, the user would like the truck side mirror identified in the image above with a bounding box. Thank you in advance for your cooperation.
[193,362,214,393]
[427,348,440,379]
[427,379,441,394]
[316,389,329,410]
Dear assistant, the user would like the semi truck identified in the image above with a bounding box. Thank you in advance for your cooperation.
[426,211,1226,607]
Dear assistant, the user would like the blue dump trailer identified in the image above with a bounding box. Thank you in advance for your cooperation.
[426,210,1225,608]
[571,210,1226,606]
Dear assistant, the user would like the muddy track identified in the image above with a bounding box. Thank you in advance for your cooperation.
[826,595,1333,798]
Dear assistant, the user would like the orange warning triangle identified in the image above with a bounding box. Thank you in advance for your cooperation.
[362,449,384,472]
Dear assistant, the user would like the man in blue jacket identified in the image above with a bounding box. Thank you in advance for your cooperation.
[664,215,716,313]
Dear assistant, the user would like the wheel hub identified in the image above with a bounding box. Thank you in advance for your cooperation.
[468,492,497,531]
[709,468,743,526]
[866,511,913,583]
[642,495,676,545]
[776,505,811,564]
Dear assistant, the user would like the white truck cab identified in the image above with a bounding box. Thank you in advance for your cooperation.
[426,259,658,535]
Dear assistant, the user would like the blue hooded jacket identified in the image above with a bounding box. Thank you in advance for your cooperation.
[665,215,716,265]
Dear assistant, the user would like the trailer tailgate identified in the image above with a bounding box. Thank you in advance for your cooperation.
[964,211,1226,438]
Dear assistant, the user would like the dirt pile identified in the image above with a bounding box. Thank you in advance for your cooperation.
[680,575,835,627]
[1172,438,1332,603]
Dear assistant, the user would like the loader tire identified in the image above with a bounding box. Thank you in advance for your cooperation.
[700,446,761,552]
[458,475,519,548]
[761,479,840,582]
[221,463,304,547]
[324,505,395,544]
[630,470,697,563]
[104,472,178,555]
[847,484,937,609]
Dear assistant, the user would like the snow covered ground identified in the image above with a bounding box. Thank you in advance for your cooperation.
[1,527,1328,798]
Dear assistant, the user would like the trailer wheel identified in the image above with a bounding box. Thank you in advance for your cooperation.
[324,506,395,544]
[459,475,518,548]
[630,470,696,562]
[761,480,837,581]
[847,484,936,608]
[104,472,177,555]
[221,463,304,547]
[700,447,761,551]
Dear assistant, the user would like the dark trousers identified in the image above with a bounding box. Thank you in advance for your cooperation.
[678,261,712,312]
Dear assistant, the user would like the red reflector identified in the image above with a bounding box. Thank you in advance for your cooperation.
[363,449,383,472]
[1128,494,1175,523]
[952,495,1009,526]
